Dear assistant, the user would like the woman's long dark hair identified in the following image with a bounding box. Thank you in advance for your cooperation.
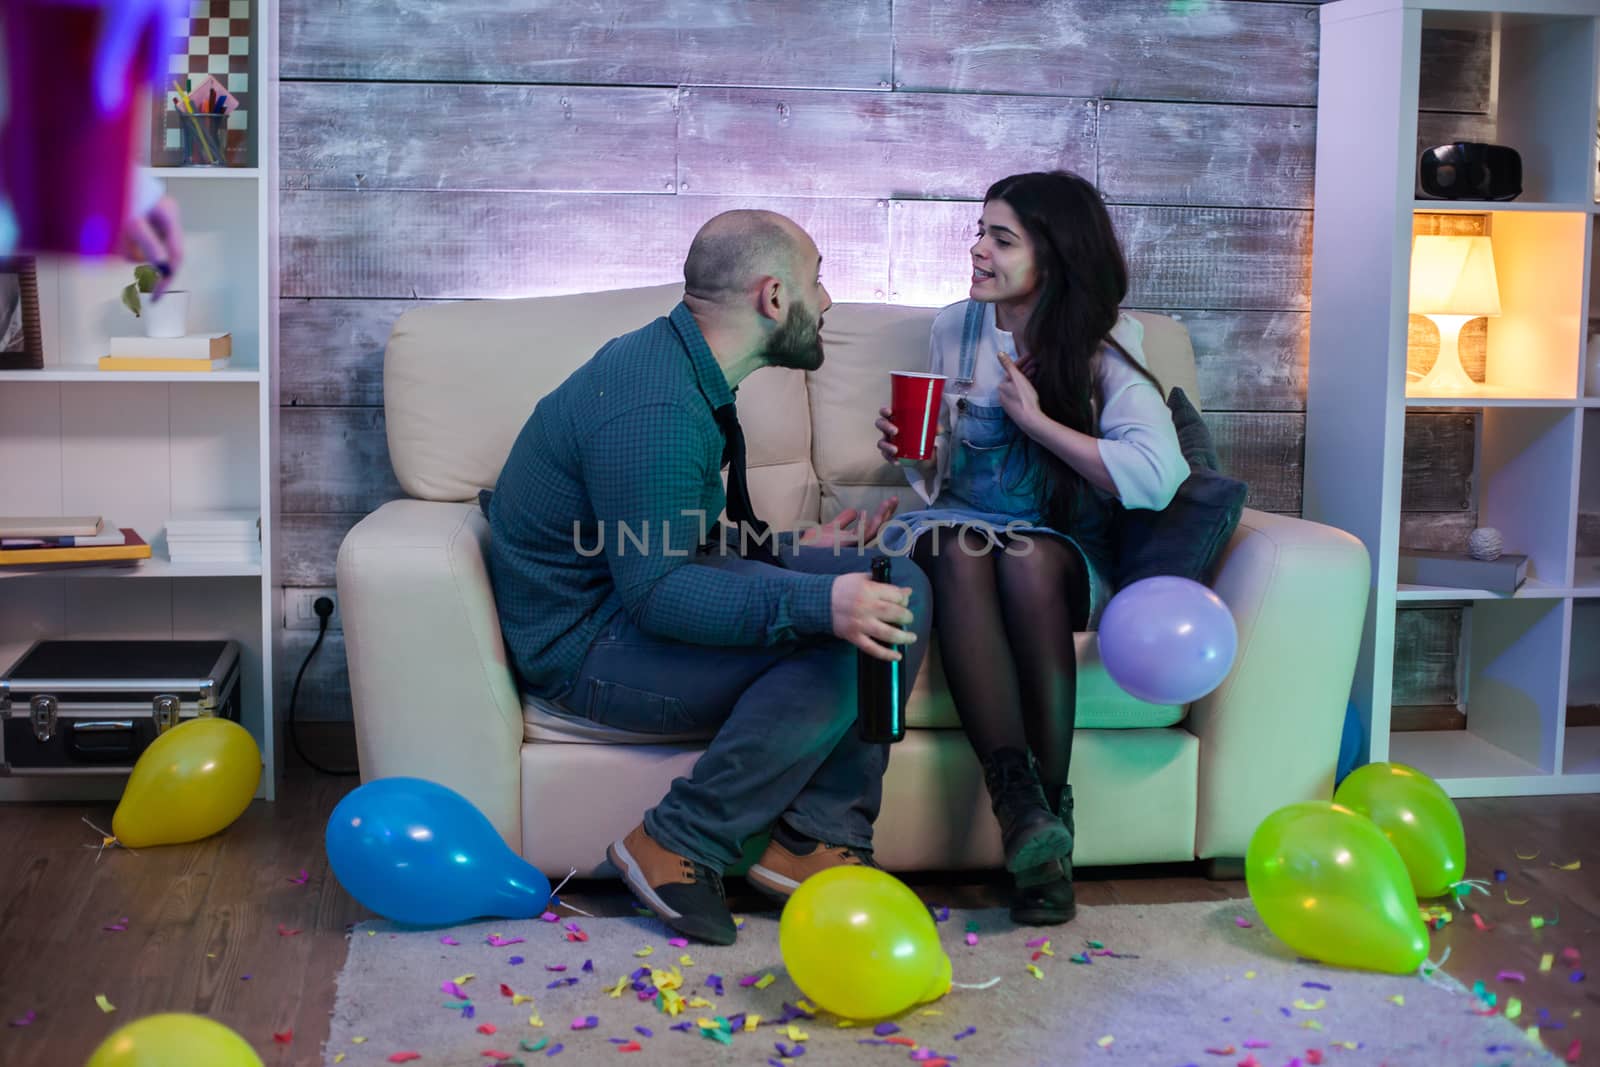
[984,171,1160,529]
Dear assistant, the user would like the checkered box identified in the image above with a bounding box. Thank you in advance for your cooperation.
[158,0,251,161]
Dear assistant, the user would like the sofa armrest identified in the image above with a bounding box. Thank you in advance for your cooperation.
[1188,507,1371,859]
[336,499,525,848]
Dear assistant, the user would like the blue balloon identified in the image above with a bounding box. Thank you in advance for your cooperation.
[1099,575,1238,705]
[326,776,551,926]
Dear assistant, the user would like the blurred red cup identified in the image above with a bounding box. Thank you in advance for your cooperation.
[889,372,947,462]
[1,0,142,255]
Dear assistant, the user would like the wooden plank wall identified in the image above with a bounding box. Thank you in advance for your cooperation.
[277,0,1494,719]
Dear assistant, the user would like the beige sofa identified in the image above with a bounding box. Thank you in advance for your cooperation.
[336,283,1370,877]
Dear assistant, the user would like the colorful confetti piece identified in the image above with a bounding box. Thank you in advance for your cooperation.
[1096,1035,1114,1048]
[1026,963,1044,980]
[964,933,978,947]
[755,974,776,990]
[874,1022,901,1037]
[571,1016,598,1030]
[385,1054,420,1064]
[954,1027,976,1041]
[102,917,129,932]
[1516,849,1539,860]
[94,995,116,1014]
[488,934,525,947]
[1552,860,1581,871]
[1234,917,1253,928]
[277,923,302,937]
[1388,995,1405,1006]
[1292,998,1325,1011]
[440,935,460,946]
[1506,892,1530,905]
[273,1030,293,1044]
[1498,970,1526,983]
[1507,998,1523,1020]
[8,1011,36,1028]
[289,869,310,885]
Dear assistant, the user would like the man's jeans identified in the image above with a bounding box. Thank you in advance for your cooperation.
[560,546,933,870]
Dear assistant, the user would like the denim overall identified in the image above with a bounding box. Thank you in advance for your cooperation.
[883,302,1117,624]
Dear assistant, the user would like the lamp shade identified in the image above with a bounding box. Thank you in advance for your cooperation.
[1409,235,1501,317]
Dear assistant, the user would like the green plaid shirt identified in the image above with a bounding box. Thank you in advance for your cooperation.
[485,303,836,699]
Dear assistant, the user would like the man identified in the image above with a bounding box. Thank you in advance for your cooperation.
[485,210,932,944]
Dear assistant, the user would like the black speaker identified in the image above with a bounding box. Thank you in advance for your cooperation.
[1419,143,1522,201]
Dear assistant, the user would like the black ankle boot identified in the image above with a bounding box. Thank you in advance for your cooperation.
[981,748,1073,876]
[1011,784,1077,925]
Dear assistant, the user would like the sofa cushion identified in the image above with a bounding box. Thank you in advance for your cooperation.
[525,629,1182,745]
[907,635,1184,731]
[806,302,942,522]
[383,283,817,527]
[1114,387,1247,588]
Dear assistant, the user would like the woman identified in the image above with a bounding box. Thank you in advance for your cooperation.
[876,171,1187,924]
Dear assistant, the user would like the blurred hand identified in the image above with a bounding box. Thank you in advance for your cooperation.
[830,570,917,661]
[119,194,183,297]
[799,495,899,550]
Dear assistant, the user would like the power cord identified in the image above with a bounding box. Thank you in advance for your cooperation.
[287,595,358,776]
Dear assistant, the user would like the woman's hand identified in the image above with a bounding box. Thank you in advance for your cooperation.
[996,352,1046,436]
[874,405,899,464]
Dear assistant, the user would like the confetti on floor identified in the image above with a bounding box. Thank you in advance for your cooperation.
[94,994,115,1014]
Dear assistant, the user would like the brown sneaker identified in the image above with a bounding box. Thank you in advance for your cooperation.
[747,837,879,902]
[606,824,736,945]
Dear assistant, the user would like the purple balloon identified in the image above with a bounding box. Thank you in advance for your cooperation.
[1098,576,1237,705]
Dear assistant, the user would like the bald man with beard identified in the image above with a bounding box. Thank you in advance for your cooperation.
[484,211,932,944]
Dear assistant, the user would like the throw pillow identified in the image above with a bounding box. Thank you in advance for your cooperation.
[1113,388,1248,588]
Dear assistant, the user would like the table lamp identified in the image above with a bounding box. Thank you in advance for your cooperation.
[1407,234,1501,395]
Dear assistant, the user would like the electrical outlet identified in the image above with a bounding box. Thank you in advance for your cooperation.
[284,587,340,631]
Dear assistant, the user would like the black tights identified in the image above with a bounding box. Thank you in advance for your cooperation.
[912,528,1088,799]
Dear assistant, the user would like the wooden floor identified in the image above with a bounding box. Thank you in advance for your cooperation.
[1,763,1595,1066]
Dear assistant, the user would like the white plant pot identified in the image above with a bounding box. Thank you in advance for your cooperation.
[141,290,189,338]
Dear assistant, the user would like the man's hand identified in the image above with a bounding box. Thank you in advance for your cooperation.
[830,570,917,662]
[996,351,1046,436]
[799,495,899,550]
[119,194,183,297]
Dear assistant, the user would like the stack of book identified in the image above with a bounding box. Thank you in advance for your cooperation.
[100,332,232,372]
[1397,548,1530,594]
[165,510,260,565]
[0,516,150,568]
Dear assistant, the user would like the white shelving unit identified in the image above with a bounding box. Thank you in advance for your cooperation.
[1305,0,1600,797]
[0,3,278,800]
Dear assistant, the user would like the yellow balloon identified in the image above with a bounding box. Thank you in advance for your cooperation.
[1334,761,1466,898]
[1246,801,1429,975]
[779,866,951,1020]
[85,1013,262,1067]
[112,718,261,848]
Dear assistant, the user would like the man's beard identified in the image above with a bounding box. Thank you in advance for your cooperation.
[762,301,825,371]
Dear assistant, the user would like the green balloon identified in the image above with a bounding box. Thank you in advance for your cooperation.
[1246,801,1429,974]
[1335,762,1466,898]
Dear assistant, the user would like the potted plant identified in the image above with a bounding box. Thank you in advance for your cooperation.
[120,264,188,338]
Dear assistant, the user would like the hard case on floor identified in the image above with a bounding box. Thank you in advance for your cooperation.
[0,640,241,775]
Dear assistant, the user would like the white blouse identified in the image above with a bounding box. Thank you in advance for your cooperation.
[904,300,1188,512]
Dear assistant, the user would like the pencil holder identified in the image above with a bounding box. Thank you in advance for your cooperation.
[179,112,227,167]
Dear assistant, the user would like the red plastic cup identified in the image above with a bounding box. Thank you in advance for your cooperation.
[889,372,947,462]
[1,1,142,255]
